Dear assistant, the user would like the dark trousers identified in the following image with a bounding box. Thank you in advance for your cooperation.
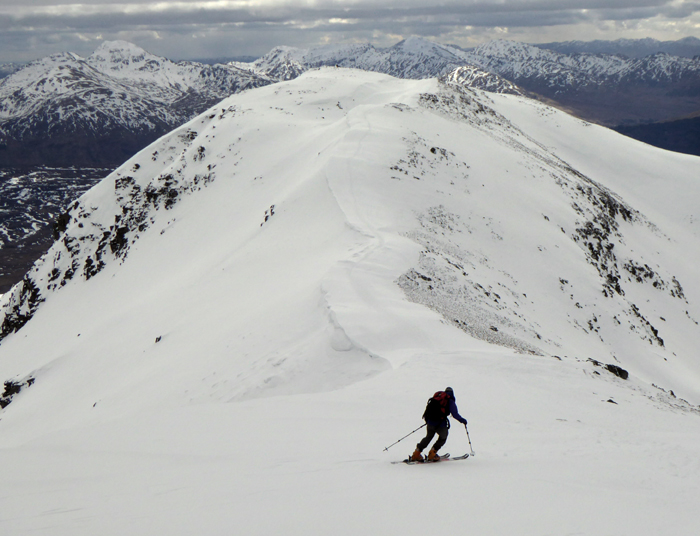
[417,422,448,452]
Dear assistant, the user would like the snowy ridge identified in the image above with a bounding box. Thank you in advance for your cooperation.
[250,37,510,85]
[0,62,24,79]
[0,45,273,130]
[87,41,271,102]
[0,68,699,535]
[1,68,698,398]
[441,66,523,95]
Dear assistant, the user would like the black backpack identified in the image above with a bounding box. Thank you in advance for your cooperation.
[423,391,451,423]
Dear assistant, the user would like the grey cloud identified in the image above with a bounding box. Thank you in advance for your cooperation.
[3,1,689,28]
[0,9,674,35]
[662,0,700,17]
[2,0,699,61]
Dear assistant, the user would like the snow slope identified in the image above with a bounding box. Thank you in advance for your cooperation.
[0,69,699,535]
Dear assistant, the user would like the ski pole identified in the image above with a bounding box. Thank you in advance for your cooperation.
[464,423,475,456]
[383,423,426,451]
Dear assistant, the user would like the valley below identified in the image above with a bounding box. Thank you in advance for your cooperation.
[0,167,108,292]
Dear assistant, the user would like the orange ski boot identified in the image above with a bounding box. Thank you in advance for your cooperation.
[427,448,440,462]
[410,449,424,462]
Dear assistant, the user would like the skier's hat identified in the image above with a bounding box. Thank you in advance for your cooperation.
[445,387,454,395]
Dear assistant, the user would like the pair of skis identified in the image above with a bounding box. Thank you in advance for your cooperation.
[385,422,476,465]
[392,452,470,465]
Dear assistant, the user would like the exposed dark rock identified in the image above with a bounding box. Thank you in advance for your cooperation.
[2,380,22,398]
[0,377,35,409]
[52,212,71,241]
[109,226,129,256]
[588,358,629,380]
[0,276,44,338]
[605,364,629,380]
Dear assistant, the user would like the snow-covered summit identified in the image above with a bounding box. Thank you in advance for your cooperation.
[90,40,150,63]
[87,40,170,81]
[5,36,700,167]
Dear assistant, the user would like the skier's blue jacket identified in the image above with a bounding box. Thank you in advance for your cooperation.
[426,396,467,427]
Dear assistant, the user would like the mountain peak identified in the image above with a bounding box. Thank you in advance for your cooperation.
[392,36,454,56]
[92,40,150,58]
[395,36,436,49]
[88,40,155,73]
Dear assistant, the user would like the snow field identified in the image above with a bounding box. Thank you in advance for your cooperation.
[2,349,699,535]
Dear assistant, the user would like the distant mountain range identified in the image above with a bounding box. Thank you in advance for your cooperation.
[247,38,700,125]
[463,40,700,126]
[2,37,700,169]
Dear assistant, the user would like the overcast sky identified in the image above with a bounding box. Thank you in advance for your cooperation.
[1,0,699,62]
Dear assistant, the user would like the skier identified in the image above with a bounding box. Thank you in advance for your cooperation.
[411,387,467,462]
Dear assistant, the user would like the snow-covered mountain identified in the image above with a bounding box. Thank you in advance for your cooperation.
[251,38,700,125]
[4,37,700,169]
[465,40,700,124]
[440,65,523,95]
[1,36,699,299]
[0,41,274,166]
[249,37,522,89]
[0,38,523,169]
[0,69,699,534]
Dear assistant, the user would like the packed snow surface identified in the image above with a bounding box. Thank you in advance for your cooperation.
[0,69,699,534]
